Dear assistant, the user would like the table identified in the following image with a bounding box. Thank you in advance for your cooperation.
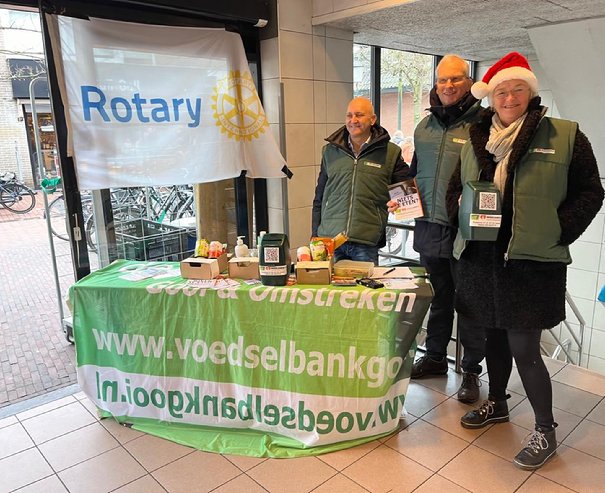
[69,260,432,458]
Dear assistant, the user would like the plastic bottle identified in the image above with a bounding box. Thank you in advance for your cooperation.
[257,230,266,248]
[234,236,249,257]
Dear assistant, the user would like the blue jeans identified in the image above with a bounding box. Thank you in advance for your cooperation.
[333,242,379,264]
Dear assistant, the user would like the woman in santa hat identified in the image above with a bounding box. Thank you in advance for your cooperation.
[445,52,603,470]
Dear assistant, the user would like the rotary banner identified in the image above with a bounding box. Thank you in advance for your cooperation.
[53,16,288,190]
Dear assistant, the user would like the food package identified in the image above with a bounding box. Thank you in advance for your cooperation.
[332,231,348,249]
[208,240,223,258]
[194,238,209,258]
[309,239,328,261]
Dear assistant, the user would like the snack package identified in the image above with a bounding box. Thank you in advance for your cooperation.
[310,236,334,256]
[332,231,348,250]
[194,238,209,258]
[309,239,328,261]
[208,240,223,258]
[296,245,311,262]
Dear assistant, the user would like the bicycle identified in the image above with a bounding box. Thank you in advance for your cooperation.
[0,172,36,214]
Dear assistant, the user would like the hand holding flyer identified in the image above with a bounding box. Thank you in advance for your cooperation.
[388,178,423,221]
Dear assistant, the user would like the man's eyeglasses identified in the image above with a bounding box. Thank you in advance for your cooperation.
[493,87,529,100]
[436,76,468,85]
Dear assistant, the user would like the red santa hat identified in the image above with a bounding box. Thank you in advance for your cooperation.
[471,52,538,100]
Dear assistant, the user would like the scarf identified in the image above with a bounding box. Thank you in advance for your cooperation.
[486,113,526,193]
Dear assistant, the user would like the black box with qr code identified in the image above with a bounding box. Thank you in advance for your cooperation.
[459,181,502,241]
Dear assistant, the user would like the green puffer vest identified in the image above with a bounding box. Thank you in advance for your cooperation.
[318,141,401,245]
[414,101,482,226]
[453,117,577,263]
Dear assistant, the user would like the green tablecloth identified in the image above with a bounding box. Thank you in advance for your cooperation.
[69,260,432,457]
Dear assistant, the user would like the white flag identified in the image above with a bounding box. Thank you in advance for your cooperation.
[55,16,288,190]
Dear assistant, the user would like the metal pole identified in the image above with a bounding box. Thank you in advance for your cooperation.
[29,76,64,323]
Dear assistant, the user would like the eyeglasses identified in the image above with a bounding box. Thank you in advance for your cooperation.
[436,76,468,85]
[493,87,529,100]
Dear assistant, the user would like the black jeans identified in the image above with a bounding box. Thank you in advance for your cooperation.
[421,254,485,374]
[486,328,555,429]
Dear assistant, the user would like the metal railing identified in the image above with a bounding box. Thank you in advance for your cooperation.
[382,221,588,370]
[542,292,585,365]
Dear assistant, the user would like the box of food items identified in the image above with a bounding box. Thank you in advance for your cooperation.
[180,238,228,280]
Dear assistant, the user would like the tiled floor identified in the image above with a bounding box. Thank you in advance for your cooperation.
[1,358,604,493]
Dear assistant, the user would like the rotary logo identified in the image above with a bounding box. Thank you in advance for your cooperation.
[212,70,268,141]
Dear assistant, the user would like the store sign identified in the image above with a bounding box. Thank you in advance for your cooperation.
[55,17,288,190]
[70,260,432,457]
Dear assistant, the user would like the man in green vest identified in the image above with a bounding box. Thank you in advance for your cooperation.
[312,97,409,263]
[408,55,485,403]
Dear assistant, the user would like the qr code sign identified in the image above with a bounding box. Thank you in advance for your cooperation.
[263,246,281,263]
[479,192,498,211]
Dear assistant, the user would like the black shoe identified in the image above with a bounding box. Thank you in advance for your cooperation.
[411,355,448,379]
[513,426,557,470]
[457,372,481,404]
[460,398,509,429]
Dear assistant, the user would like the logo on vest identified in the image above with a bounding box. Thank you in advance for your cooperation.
[452,138,467,144]
[364,161,382,168]
[530,148,556,154]
[212,70,268,141]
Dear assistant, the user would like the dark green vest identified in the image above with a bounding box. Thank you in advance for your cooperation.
[454,117,577,263]
[318,142,400,245]
[414,102,482,225]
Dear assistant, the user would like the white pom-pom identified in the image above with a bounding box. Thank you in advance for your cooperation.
[471,81,489,99]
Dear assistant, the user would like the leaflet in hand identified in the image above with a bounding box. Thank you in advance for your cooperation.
[388,178,423,221]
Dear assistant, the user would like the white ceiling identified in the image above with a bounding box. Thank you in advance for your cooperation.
[322,0,605,61]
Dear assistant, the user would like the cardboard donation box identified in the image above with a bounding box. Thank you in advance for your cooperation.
[296,261,332,285]
[228,257,260,280]
[180,256,221,280]
[388,178,423,221]
[333,260,374,278]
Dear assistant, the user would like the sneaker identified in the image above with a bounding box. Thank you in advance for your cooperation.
[460,398,509,429]
[411,355,448,379]
[457,372,481,404]
[513,426,557,470]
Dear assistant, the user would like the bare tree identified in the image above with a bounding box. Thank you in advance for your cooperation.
[354,46,433,128]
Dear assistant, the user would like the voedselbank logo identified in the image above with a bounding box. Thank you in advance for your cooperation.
[212,70,268,141]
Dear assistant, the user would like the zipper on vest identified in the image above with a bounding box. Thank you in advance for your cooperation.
[346,158,358,234]
[504,174,516,267]
[431,131,448,219]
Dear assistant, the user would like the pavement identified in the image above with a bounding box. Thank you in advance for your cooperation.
[0,195,79,408]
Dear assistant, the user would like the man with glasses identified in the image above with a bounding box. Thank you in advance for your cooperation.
[406,55,485,403]
[312,97,409,263]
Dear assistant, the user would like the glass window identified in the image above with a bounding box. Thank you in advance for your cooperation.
[379,48,433,150]
[353,44,371,99]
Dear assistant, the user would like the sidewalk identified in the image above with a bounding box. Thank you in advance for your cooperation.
[0,199,78,408]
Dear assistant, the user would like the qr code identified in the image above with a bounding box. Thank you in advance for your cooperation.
[479,192,498,211]
[263,246,280,263]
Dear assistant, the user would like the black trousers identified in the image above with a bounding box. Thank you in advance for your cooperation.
[421,255,485,374]
[486,328,555,429]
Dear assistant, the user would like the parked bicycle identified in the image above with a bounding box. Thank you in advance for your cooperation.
[0,172,36,214]
[45,185,194,251]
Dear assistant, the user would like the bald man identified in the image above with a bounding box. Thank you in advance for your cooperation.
[312,97,409,263]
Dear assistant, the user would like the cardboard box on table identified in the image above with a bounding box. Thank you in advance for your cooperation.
[228,257,260,280]
[180,256,221,280]
[296,261,332,285]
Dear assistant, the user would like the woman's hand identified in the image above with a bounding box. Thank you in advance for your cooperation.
[387,200,399,213]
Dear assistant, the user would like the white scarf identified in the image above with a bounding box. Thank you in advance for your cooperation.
[486,113,526,193]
